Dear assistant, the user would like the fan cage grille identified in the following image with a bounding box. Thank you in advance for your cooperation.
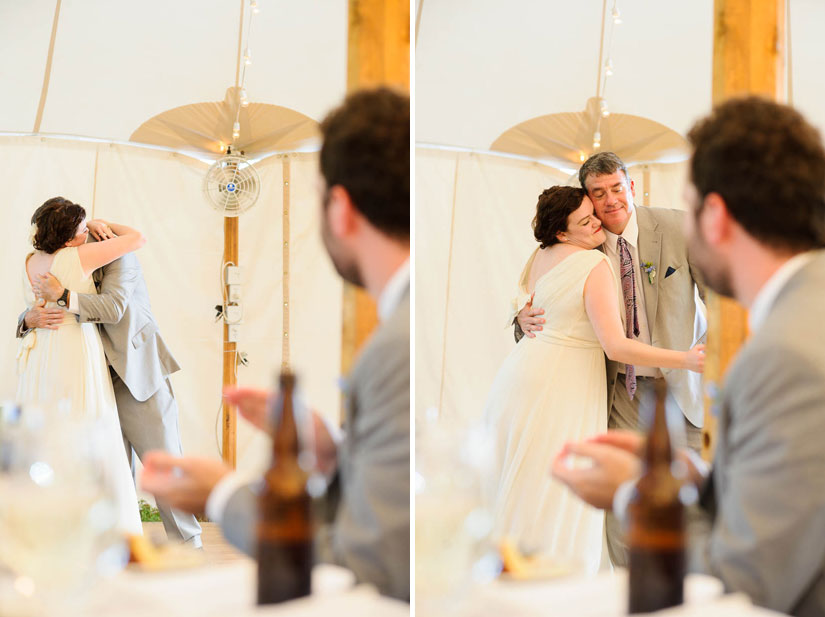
[204,155,261,216]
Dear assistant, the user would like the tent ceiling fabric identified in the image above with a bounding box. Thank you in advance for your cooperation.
[0,1,346,147]
[491,97,688,167]
[416,0,825,152]
[131,87,320,155]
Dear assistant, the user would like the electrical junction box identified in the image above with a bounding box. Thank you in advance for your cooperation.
[225,304,242,324]
[227,324,240,343]
[225,265,242,285]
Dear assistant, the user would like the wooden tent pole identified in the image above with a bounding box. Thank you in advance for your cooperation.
[222,216,239,467]
[341,0,410,382]
[703,0,785,461]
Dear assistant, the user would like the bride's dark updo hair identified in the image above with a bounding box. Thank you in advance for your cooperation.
[532,186,586,249]
[31,197,86,254]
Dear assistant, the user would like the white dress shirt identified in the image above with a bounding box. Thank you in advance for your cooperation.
[748,251,816,331]
[602,207,661,378]
[377,259,410,322]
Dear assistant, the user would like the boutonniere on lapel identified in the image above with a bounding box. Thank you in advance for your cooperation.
[642,261,656,284]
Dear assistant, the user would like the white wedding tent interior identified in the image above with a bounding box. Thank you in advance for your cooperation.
[415,0,825,428]
[0,2,350,484]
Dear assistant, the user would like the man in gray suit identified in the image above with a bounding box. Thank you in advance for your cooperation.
[140,87,410,601]
[517,152,707,565]
[553,97,825,617]
[19,231,202,547]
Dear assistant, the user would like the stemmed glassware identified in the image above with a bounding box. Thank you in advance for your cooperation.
[0,401,128,616]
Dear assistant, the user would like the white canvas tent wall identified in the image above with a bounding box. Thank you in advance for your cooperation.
[415,0,825,426]
[0,1,349,480]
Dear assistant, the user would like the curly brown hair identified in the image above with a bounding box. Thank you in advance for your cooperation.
[687,96,825,251]
[533,186,587,248]
[320,87,409,239]
[31,197,86,254]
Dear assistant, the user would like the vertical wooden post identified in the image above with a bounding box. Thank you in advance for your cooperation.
[222,216,239,467]
[703,0,785,461]
[341,0,410,379]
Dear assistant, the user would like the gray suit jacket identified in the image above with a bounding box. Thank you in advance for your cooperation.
[515,206,707,427]
[222,286,411,601]
[17,253,180,401]
[688,251,825,616]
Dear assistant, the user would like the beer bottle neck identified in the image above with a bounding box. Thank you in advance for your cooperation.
[644,396,673,467]
[272,383,301,461]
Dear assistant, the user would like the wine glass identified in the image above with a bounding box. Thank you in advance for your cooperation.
[415,407,500,615]
[0,401,127,616]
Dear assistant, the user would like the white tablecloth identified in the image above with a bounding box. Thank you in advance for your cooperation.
[419,570,789,617]
[77,561,408,617]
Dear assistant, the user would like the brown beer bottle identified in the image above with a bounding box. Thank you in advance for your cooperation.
[627,380,686,614]
[257,371,314,605]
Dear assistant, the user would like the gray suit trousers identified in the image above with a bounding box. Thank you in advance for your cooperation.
[112,371,202,546]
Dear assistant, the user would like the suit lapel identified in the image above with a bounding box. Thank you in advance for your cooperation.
[636,208,662,334]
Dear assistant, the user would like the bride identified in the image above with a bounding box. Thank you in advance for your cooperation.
[484,186,704,573]
[17,197,146,535]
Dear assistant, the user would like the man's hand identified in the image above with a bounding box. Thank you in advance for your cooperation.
[24,299,63,330]
[551,440,641,510]
[88,219,117,241]
[590,429,708,489]
[516,293,545,338]
[224,385,339,476]
[31,273,64,302]
[312,413,338,476]
[224,386,271,432]
[140,451,231,515]
[587,429,645,456]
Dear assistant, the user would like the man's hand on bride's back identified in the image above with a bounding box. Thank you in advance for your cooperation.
[685,343,706,373]
[517,292,545,338]
[24,299,63,330]
[32,273,63,302]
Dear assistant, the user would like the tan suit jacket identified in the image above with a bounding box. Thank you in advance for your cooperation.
[606,207,707,428]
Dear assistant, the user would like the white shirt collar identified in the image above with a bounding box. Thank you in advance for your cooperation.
[748,251,816,330]
[602,206,638,250]
[378,259,410,321]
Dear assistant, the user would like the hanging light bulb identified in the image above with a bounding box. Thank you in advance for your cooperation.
[243,48,252,65]
[604,58,614,77]
[250,0,259,13]
[240,88,249,107]
[593,131,601,149]
[232,121,240,140]
[600,99,610,117]
[612,5,622,24]
[579,152,586,163]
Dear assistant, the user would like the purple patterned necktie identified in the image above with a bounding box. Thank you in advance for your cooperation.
[617,237,641,399]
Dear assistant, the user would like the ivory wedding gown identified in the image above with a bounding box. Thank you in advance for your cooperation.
[485,249,616,573]
[16,246,142,535]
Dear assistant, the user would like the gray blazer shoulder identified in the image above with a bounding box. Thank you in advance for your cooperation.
[688,252,825,616]
[331,287,410,601]
[77,253,180,401]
